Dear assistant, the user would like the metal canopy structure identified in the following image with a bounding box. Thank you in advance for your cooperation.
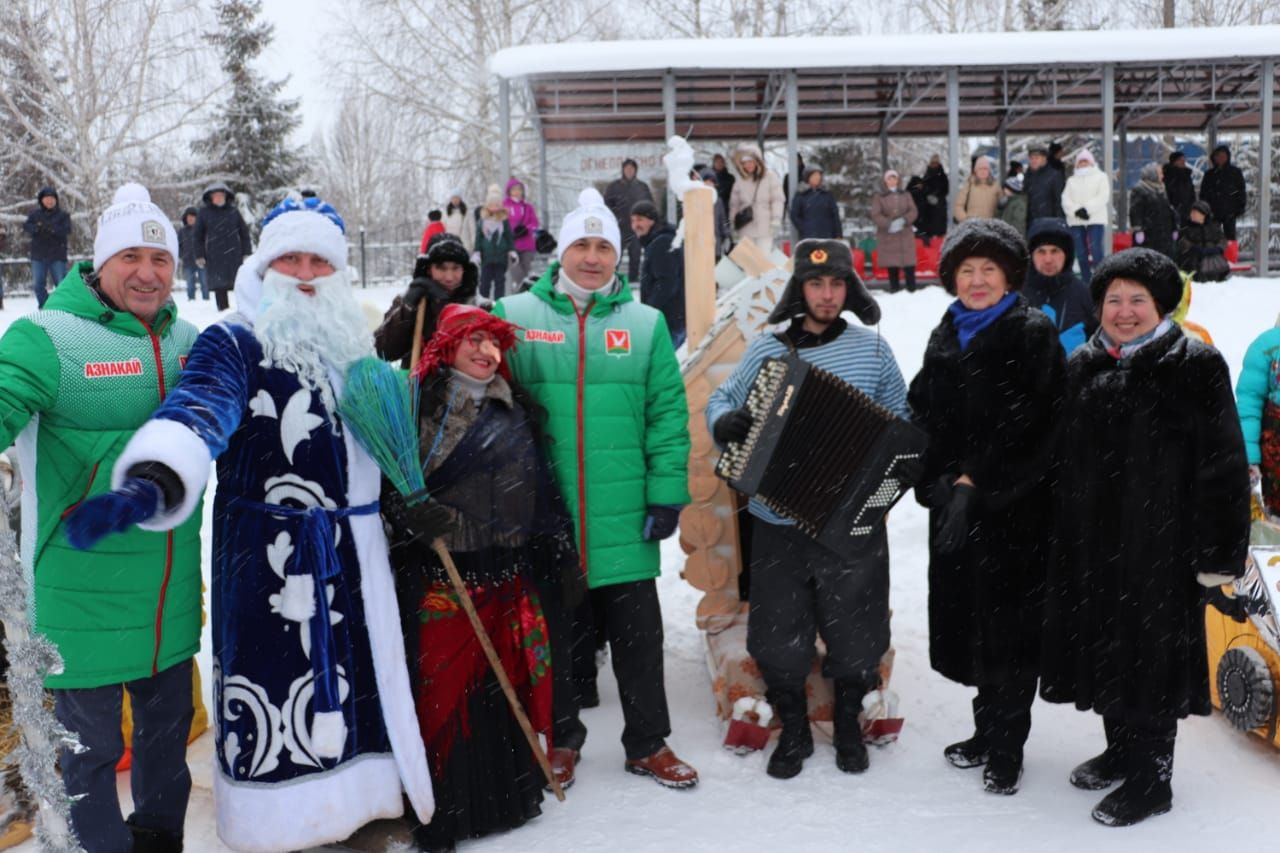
[492,26,1280,272]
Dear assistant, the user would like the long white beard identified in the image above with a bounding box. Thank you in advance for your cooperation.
[254,268,372,413]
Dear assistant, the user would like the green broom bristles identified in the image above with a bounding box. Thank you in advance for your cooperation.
[339,356,428,505]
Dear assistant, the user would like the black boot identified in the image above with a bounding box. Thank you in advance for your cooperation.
[126,816,183,853]
[944,694,990,769]
[983,748,1023,795]
[833,679,869,774]
[1071,716,1127,790]
[1091,721,1175,827]
[765,688,813,780]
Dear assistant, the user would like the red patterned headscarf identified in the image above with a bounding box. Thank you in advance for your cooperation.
[412,303,520,382]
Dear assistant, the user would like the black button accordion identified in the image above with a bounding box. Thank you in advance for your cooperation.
[715,356,928,552]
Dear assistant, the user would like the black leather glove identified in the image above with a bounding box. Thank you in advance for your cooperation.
[895,455,926,489]
[933,483,978,554]
[402,497,456,543]
[1075,207,1089,220]
[643,505,681,541]
[713,408,753,445]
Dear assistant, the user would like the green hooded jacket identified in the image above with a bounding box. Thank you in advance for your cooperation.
[493,264,690,588]
[0,262,202,688]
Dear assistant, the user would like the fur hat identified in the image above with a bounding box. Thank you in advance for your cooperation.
[557,187,621,261]
[1089,248,1182,316]
[1026,217,1075,270]
[767,239,880,326]
[938,218,1028,295]
[251,195,347,278]
[413,233,479,303]
[93,183,180,271]
[630,199,660,222]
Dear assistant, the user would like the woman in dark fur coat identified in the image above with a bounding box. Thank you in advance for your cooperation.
[1040,248,1250,828]
[908,218,1066,797]
[381,304,580,851]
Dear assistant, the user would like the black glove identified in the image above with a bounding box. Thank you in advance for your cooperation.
[643,505,681,541]
[933,483,978,555]
[924,474,953,509]
[404,278,446,311]
[402,497,456,543]
[894,455,926,489]
[713,408,753,445]
[1075,207,1089,220]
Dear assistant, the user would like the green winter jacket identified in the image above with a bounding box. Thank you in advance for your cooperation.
[0,262,202,688]
[493,264,690,588]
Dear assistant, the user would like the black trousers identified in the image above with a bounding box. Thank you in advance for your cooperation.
[570,579,671,760]
[747,521,889,691]
[535,574,586,752]
[213,288,230,311]
[623,232,642,282]
[887,266,917,293]
[480,263,506,300]
[972,678,1037,756]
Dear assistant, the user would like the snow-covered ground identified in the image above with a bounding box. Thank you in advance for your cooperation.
[7,274,1280,852]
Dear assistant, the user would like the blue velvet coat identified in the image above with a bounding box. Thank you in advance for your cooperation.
[118,318,433,851]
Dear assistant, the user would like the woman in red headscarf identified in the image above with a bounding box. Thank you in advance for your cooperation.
[382,305,580,851]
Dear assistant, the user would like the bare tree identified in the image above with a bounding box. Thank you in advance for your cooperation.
[0,0,220,224]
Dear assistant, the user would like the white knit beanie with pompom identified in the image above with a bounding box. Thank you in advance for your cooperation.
[557,187,621,261]
[93,183,180,270]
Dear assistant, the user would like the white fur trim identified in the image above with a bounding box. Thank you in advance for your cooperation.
[311,710,347,760]
[253,209,348,277]
[112,418,212,531]
[343,427,436,823]
[233,262,265,325]
[215,754,403,852]
[279,574,316,622]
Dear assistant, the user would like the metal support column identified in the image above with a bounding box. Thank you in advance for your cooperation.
[498,77,511,185]
[786,70,799,246]
[538,133,548,224]
[946,68,960,218]
[663,71,677,219]
[1259,58,1274,275]
[997,127,1007,178]
[879,127,890,172]
[1117,119,1129,231]
[1102,63,1115,258]
[1206,113,1219,153]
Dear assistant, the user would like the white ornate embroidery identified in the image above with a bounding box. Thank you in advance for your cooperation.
[281,666,350,769]
[214,661,285,779]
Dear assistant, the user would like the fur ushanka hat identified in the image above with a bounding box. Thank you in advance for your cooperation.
[767,239,880,326]
[1088,247,1183,317]
[938,218,1028,295]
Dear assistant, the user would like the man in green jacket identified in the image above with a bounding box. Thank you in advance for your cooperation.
[493,187,696,790]
[0,184,201,852]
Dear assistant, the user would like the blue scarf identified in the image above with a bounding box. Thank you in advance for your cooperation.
[948,292,1018,351]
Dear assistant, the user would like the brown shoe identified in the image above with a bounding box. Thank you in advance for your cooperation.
[624,746,699,789]
[548,747,579,791]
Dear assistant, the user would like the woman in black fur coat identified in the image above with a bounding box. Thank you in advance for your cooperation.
[908,219,1066,797]
[1039,248,1250,828]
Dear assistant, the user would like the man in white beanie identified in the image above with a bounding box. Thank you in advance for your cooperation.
[493,188,696,790]
[0,183,200,851]
[65,196,434,851]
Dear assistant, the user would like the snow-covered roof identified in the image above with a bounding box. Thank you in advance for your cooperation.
[492,25,1280,79]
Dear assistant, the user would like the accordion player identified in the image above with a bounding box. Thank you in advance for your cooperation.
[715,355,928,553]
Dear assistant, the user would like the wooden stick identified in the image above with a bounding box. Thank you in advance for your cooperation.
[409,299,428,374]
[431,538,566,802]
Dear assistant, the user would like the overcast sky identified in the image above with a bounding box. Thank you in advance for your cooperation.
[257,0,344,142]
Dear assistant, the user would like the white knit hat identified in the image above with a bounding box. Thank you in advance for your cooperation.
[557,187,621,261]
[93,183,179,270]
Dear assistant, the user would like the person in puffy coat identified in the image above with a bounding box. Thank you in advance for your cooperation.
[1061,149,1111,282]
[493,188,698,791]
[504,177,540,289]
[908,219,1065,799]
[788,167,842,240]
[192,181,251,311]
[1198,144,1247,240]
[1041,248,1249,828]
[871,170,919,292]
[23,186,72,307]
[1163,152,1196,225]
[728,142,785,253]
[1175,201,1229,283]
[1128,164,1178,260]
[1023,148,1065,225]
[952,156,1001,223]
[1237,313,1280,518]
[443,189,476,252]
